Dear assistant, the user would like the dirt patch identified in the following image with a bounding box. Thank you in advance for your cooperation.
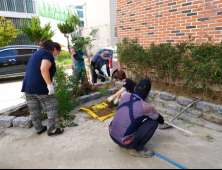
[71,81,116,97]
[87,101,118,119]
[2,105,30,117]
[152,82,222,105]
[95,107,117,117]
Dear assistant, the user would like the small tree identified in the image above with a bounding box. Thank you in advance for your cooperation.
[58,14,81,50]
[0,17,21,47]
[57,20,74,50]
[20,16,55,45]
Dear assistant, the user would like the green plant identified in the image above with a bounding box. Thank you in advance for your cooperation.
[53,65,80,128]
[0,17,21,47]
[117,36,222,101]
[177,117,184,121]
[57,20,75,50]
[97,85,109,96]
[205,135,215,141]
[187,124,195,128]
[20,16,54,45]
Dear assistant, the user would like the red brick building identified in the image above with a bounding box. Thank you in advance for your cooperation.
[116,0,222,48]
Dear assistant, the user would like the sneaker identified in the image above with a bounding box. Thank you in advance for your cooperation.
[129,147,153,158]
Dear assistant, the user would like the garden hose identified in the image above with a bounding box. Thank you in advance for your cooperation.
[153,152,187,169]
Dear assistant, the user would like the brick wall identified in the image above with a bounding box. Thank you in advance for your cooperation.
[116,0,222,48]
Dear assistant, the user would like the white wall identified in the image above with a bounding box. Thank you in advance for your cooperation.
[82,0,117,56]
[40,17,68,51]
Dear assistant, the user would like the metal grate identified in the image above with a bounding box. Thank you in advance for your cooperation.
[0,0,35,13]
[0,0,6,11]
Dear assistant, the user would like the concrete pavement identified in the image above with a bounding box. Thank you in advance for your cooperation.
[0,96,222,169]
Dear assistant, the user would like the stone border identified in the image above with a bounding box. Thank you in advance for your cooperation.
[146,91,222,132]
[0,87,119,129]
[114,81,222,131]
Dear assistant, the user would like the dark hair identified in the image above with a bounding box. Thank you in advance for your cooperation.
[114,70,126,80]
[53,42,61,51]
[136,79,151,96]
[40,40,61,52]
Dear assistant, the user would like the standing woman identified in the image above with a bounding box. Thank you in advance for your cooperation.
[21,40,64,136]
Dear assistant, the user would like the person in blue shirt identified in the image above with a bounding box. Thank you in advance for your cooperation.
[91,50,111,84]
[71,37,89,85]
[21,40,64,136]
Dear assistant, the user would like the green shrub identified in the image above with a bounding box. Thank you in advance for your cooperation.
[117,36,222,100]
[53,65,80,128]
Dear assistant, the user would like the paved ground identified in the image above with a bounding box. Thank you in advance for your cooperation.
[0,96,222,169]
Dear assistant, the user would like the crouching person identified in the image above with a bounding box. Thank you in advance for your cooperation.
[109,79,164,158]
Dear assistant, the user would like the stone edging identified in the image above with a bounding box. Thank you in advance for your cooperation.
[146,91,222,132]
[0,87,119,129]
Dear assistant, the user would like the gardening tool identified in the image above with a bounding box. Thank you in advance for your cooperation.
[158,97,201,129]
[165,122,212,142]
[153,152,187,169]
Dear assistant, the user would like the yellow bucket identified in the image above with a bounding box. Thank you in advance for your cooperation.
[78,101,116,122]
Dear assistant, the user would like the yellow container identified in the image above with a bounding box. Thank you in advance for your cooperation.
[78,101,116,122]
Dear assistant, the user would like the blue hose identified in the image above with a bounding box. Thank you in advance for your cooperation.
[153,152,187,169]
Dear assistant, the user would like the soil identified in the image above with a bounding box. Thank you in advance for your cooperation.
[152,82,222,105]
[71,81,116,97]
[2,105,30,117]
[95,107,117,117]
[88,101,118,118]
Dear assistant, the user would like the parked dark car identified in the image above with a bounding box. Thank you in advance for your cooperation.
[0,45,39,79]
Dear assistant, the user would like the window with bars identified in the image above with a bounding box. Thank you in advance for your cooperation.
[6,0,15,11]
[114,26,117,38]
[15,0,25,12]
[0,0,34,13]
[0,0,6,11]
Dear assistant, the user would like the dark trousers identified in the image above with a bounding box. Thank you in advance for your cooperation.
[93,68,105,84]
[110,119,158,151]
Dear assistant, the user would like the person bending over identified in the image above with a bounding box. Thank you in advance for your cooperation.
[107,70,136,104]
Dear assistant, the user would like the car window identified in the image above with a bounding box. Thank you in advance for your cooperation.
[17,49,36,55]
[0,50,14,58]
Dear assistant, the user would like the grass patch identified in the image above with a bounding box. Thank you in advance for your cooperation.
[205,135,215,141]
[55,50,72,65]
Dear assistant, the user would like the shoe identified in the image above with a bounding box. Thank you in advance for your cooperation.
[129,147,153,158]
[47,128,64,136]
[36,126,47,135]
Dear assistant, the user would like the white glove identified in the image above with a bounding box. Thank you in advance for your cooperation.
[52,80,58,88]
[113,97,119,105]
[84,58,89,63]
[47,83,55,95]
[95,69,100,75]
[107,96,114,103]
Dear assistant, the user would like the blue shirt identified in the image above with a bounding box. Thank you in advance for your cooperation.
[73,45,85,70]
[92,54,109,68]
[21,49,56,95]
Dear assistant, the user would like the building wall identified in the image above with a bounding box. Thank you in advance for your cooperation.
[116,0,222,48]
[82,0,118,56]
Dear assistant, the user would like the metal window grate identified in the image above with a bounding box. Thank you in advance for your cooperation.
[0,0,35,13]
[6,0,15,11]
[0,0,6,11]
[15,0,25,12]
